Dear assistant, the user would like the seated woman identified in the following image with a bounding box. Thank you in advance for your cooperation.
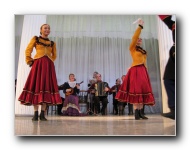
[61,73,84,116]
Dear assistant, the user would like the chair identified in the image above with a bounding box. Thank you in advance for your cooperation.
[78,91,88,114]
[46,105,57,115]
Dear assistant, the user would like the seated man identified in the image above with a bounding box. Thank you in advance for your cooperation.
[87,71,99,114]
[109,78,121,115]
[118,75,128,115]
[88,73,110,115]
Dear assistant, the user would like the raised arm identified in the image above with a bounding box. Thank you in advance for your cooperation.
[129,19,144,51]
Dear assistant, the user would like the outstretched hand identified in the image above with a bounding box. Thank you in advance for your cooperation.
[66,89,72,92]
[138,19,144,26]
[76,84,80,89]
[29,61,34,67]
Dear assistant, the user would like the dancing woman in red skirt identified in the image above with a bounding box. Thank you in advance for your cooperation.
[115,19,155,120]
[18,24,62,121]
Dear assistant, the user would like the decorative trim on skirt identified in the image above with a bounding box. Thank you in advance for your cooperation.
[62,95,85,116]
[115,64,155,105]
[18,56,62,106]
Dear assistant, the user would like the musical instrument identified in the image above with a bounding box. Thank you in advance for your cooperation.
[95,82,108,96]
[65,81,84,96]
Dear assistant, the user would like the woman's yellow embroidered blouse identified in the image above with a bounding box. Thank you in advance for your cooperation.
[25,36,57,65]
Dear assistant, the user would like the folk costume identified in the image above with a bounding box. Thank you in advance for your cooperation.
[61,81,84,116]
[88,80,110,115]
[18,36,62,107]
[115,25,155,113]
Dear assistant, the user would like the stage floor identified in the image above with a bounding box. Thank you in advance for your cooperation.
[15,114,175,136]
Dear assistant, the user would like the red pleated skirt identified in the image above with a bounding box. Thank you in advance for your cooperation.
[18,56,62,106]
[115,64,155,105]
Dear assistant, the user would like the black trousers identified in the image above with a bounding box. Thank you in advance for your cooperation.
[164,79,175,109]
[113,98,118,114]
[93,96,108,114]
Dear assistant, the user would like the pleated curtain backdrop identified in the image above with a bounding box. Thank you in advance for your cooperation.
[15,15,163,115]
[15,15,47,115]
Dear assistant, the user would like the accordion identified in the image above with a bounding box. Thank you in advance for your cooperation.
[95,82,108,96]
